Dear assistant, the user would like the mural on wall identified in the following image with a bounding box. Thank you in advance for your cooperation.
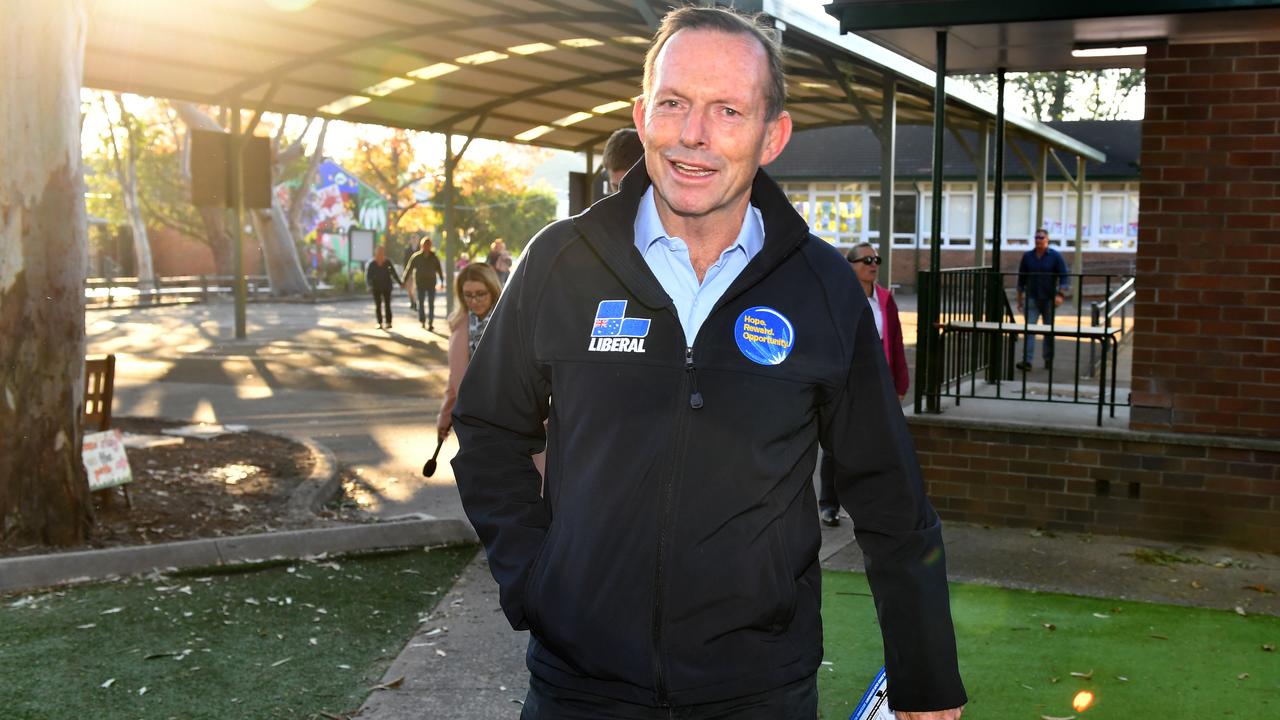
[276,160,389,273]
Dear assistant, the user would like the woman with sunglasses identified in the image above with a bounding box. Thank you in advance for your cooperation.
[437,262,504,443]
[819,243,911,527]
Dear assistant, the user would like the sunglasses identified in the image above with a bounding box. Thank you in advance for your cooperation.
[849,255,882,266]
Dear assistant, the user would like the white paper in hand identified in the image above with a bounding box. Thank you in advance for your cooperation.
[850,666,895,720]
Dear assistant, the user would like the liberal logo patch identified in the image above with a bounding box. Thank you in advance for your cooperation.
[735,306,795,366]
[588,300,650,353]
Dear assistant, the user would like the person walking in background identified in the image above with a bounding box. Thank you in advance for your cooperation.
[402,240,419,311]
[485,238,507,266]
[365,245,403,330]
[818,241,909,527]
[1016,228,1070,371]
[602,127,644,194]
[494,251,513,286]
[437,263,502,443]
[405,236,446,330]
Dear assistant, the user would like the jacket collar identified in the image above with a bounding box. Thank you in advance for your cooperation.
[572,163,811,311]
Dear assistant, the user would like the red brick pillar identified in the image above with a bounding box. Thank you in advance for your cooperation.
[1131,40,1280,438]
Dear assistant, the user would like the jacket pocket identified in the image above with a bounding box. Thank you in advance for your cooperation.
[522,526,558,632]
[769,521,799,631]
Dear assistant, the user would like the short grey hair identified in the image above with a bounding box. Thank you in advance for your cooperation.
[642,6,787,120]
[846,242,876,260]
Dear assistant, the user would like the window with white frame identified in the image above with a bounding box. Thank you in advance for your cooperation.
[783,182,864,246]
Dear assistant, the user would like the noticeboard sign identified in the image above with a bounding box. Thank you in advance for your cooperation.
[83,429,134,491]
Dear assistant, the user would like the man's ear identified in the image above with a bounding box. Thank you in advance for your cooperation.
[632,98,647,143]
[759,111,793,166]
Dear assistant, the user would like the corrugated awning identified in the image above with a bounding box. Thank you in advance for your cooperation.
[84,0,1102,161]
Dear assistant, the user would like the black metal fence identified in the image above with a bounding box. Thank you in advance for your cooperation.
[916,268,1135,426]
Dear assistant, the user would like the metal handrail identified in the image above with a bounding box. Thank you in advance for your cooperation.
[1092,277,1136,325]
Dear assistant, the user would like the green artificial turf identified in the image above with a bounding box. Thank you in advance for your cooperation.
[0,544,477,720]
[819,571,1279,719]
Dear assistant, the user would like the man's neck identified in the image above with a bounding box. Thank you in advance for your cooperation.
[655,197,752,281]
[1035,247,1047,258]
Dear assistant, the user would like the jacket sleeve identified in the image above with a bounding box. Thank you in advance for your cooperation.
[1016,253,1029,293]
[437,315,468,431]
[820,303,966,713]
[886,295,910,397]
[450,254,551,631]
[1055,252,1071,293]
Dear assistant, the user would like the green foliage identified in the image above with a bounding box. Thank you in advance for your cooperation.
[956,69,1145,121]
[0,546,477,719]
[83,94,206,241]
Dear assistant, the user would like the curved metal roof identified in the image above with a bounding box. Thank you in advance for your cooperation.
[84,0,1102,161]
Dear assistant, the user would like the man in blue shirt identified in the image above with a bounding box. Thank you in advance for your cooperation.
[1015,229,1070,370]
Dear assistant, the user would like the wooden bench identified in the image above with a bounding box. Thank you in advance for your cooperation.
[84,354,131,508]
[941,320,1124,425]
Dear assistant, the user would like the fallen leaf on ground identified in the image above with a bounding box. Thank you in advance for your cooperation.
[1150,634,1169,640]
[100,678,115,689]
[1235,606,1247,617]
[1190,580,1203,589]
[100,607,124,615]
[370,676,405,691]
[1243,584,1274,594]
[1237,673,1249,680]
[1092,613,1110,619]
[1070,670,1094,680]
[270,657,293,668]
[1040,715,1075,720]
[1116,676,1129,682]
[1263,644,1275,652]
[1043,623,1057,631]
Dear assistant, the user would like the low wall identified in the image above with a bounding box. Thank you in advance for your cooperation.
[908,414,1280,552]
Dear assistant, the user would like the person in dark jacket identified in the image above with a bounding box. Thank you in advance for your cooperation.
[819,242,911,527]
[365,245,402,330]
[1015,228,1070,370]
[451,7,965,720]
[405,236,445,329]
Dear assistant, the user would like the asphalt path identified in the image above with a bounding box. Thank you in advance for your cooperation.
[88,296,467,523]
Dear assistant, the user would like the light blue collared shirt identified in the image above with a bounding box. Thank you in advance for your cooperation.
[634,187,765,347]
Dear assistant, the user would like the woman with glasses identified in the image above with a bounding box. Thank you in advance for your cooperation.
[437,262,503,443]
[819,242,910,527]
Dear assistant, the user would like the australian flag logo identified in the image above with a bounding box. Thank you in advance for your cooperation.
[589,300,650,353]
[591,300,650,337]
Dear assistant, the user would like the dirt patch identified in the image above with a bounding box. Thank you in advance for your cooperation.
[0,417,363,558]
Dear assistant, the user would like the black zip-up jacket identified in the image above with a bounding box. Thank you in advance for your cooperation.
[365,258,402,292]
[452,167,966,712]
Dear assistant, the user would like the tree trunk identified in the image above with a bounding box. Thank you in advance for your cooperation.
[198,205,233,275]
[250,203,311,295]
[105,94,155,291]
[0,0,93,547]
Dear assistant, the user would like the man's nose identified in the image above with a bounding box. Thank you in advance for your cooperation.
[679,108,708,148]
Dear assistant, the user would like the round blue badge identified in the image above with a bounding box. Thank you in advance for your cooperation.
[734,306,795,366]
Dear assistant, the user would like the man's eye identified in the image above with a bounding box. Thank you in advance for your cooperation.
[724,107,739,116]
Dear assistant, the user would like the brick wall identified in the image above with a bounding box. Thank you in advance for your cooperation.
[1132,40,1280,438]
[909,417,1280,552]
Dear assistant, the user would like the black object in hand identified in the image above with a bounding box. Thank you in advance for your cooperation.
[422,435,445,477]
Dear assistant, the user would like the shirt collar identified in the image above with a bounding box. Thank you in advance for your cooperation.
[633,186,764,260]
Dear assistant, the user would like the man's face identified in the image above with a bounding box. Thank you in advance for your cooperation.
[375,246,386,262]
[1034,231,1048,253]
[422,238,433,253]
[851,246,879,286]
[633,28,791,229]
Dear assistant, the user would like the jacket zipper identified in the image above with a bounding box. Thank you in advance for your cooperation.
[650,356,693,705]
[685,347,703,409]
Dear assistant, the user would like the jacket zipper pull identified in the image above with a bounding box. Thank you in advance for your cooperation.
[685,347,703,409]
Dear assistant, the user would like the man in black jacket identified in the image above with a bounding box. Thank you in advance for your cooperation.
[405,236,445,330]
[452,7,965,719]
[364,245,402,330]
